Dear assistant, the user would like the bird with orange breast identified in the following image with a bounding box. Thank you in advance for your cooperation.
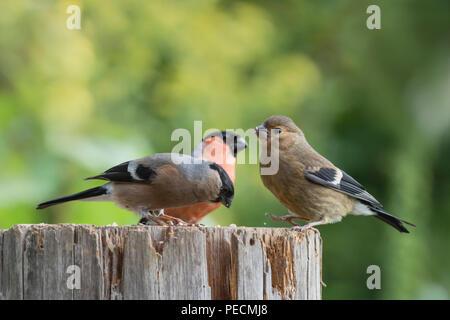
[37,153,235,226]
[162,131,247,224]
[255,115,415,233]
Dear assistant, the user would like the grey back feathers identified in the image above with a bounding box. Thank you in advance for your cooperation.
[87,153,214,184]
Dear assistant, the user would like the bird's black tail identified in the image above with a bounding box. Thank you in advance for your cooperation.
[369,205,415,233]
[36,186,108,210]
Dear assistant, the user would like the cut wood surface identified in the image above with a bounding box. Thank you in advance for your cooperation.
[0,224,322,300]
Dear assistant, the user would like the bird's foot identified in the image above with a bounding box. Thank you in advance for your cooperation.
[139,215,192,227]
[149,209,164,217]
[291,221,322,233]
[139,215,167,226]
[139,217,153,225]
[157,214,190,226]
[266,213,303,226]
[149,209,193,226]
[138,208,169,226]
[179,222,204,227]
[291,225,308,232]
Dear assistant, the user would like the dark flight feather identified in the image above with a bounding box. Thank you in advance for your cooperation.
[368,205,415,233]
[36,186,107,209]
[85,161,156,183]
[304,168,382,207]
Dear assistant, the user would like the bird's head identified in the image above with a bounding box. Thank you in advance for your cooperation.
[193,130,248,161]
[255,115,303,147]
[209,131,248,157]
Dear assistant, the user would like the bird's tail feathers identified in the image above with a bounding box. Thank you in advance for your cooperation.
[36,186,109,210]
[369,205,415,233]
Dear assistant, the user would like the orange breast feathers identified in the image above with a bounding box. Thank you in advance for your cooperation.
[165,137,236,223]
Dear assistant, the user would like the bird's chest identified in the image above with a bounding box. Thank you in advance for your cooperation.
[261,161,307,207]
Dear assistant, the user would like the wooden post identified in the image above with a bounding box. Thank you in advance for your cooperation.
[0,224,322,300]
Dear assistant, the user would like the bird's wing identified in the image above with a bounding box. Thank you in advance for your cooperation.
[85,160,156,183]
[84,153,202,184]
[304,166,382,207]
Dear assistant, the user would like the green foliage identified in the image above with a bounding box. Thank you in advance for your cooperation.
[0,0,449,299]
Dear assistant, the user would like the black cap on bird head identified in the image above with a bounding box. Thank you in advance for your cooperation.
[203,131,248,157]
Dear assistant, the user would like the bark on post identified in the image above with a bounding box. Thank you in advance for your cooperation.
[0,224,322,300]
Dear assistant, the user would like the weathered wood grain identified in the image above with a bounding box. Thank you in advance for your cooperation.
[0,229,5,300]
[0,224,322,300]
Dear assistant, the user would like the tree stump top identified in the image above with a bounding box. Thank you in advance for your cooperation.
[0,224,322,300]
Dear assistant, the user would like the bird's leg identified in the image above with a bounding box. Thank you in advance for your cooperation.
[138,208,192,226]
[138,208,168,226]
[139,215,168,226]
[139,217,150,225]
[266,213,309,226]
[149,209,164,217]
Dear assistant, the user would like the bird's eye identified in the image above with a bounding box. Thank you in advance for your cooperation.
[274,128,282,134]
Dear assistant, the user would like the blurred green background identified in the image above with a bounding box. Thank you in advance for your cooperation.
[1,0,449,299]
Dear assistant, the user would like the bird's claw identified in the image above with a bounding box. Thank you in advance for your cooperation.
[158,214,190,226]
[138,207,192,227]
[149,209,164,217]
[291,224,320,234]
[291,225,308,232]
[146,214,192,227]
[139,216,166,226]
[266,213,302,226]
[184,222,204,227]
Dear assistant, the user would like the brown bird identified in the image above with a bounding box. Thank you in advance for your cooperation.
[256,115,415,233]
[36,153,234,225]
[165,131,247,224]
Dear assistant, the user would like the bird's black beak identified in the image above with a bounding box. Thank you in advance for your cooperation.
[221,197,233,208]
[255,124,265,137]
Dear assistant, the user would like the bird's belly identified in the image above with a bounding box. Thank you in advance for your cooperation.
[165,202,221,224]
[263,174,353,222]
[111,182,200,213]
[291,190,353,221]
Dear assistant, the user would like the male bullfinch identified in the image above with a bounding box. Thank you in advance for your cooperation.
[37,153,234,225]
[164,131,247,224]
[256,115,415,233]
